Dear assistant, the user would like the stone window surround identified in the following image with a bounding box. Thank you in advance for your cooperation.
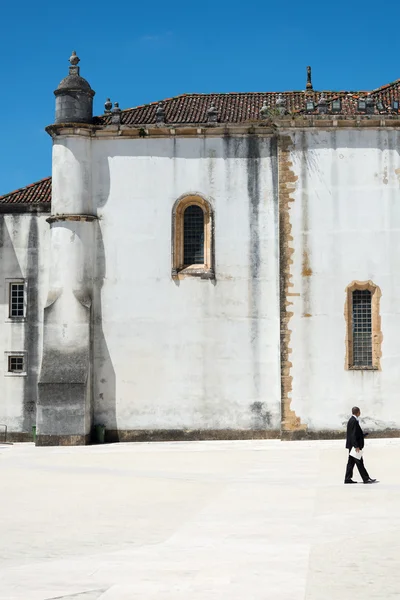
[5,352,27,377]
[171,193,215,280]
[345,280,382,371]
[5,279,27,322]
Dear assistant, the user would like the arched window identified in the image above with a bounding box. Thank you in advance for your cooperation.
[183,205,204,265]
[345,281,382,370]
[172,194,214,279]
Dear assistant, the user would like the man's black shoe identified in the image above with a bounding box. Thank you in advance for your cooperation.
[344,480,357,484]
[364,478,378,484]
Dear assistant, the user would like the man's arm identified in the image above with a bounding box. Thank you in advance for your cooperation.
[349,419,360,449]
[356,422,365,448]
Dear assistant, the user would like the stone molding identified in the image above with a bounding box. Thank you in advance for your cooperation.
[344,280,382,371]
[278,135,307,434]
[171,193,215,280]
[46,214,98,224]
[45,117,400,140]
[104,429,281,443]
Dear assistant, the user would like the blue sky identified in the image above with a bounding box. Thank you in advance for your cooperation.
[2,0,400,195]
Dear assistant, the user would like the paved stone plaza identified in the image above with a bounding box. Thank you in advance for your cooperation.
[1,439,399,599]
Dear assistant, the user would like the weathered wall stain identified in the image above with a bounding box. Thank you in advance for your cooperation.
[247,135,261,402]
[250,401,272,428]
[300,132,312,319]
[302,251,312,277]
[278,135,307,433]
[23,216,40,431]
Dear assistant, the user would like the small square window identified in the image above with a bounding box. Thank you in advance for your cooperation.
[9,282,25,318]
[8,355,24,373]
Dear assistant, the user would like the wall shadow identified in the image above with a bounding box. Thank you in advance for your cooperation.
[23,216,40,432]
[92,220,117,442]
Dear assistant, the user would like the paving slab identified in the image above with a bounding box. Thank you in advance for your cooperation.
[0,438,398,599]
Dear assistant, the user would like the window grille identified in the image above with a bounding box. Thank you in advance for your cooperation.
[9,282,25,318]
[8,355,24,373]
[352,289,372,367]
[183,205,204,265]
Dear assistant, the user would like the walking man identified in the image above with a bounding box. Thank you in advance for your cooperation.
[344,407,377,484]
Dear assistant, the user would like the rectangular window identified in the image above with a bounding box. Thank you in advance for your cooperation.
[352,289,372,367]
[9,282,25,318]
[8,355,25,373]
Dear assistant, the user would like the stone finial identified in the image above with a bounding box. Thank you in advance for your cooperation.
[317,94,328,114]
[68,51,81,76]
[357,96,366,112]
[155,101,166,123]
[111,102,122,124]
[276,94,286,115]
[306,66,313,91]
[305,97,315,112]
[260,100,269,119]
[104,98,112,113]
[69,51,80,66]
[365,94,375,115]
[207,103,218,123]
[376,99,385,113]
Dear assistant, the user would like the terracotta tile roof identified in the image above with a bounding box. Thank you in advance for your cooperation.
[99,79,400,125]
[3,78,400,206]
[0,177,51,205]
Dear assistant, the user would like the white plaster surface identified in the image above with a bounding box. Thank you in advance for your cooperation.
[288,129,400,431]
[91,136,281,432]
[0,438,398,600]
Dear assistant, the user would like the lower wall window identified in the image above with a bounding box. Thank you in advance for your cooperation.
[7,280,27,320]
[345,281,382,370]
[8,356,24,373]
[5,353,27,376]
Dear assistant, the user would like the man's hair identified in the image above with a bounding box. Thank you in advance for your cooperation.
[352,406,360,415]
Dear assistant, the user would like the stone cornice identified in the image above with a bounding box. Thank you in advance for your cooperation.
[46,214,98,224]
[45,115,400,140]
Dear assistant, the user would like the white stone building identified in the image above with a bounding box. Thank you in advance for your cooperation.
[1,53,400,444]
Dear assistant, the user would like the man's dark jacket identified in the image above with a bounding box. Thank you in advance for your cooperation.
[346,416,365,450]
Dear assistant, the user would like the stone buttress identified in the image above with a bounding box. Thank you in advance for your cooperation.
[36,53,96,445]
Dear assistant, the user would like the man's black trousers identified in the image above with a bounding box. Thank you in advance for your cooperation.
[345,452,370,482]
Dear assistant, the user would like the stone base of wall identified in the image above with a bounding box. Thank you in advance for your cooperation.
[1,432,33,443]
[35,433,91,446]
[3,429,400,445]
[281,429,400,441]
[104,429,282,443]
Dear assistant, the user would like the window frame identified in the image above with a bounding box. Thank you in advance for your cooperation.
[171,193,214,279]
[183,204,205,266]
[6,279,27,321]
[5,352,27,377]
[345,281,382,371]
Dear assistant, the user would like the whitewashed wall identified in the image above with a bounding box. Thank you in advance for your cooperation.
[91,135,281,433]
[289,129,400,431]
[0,214,49,436]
